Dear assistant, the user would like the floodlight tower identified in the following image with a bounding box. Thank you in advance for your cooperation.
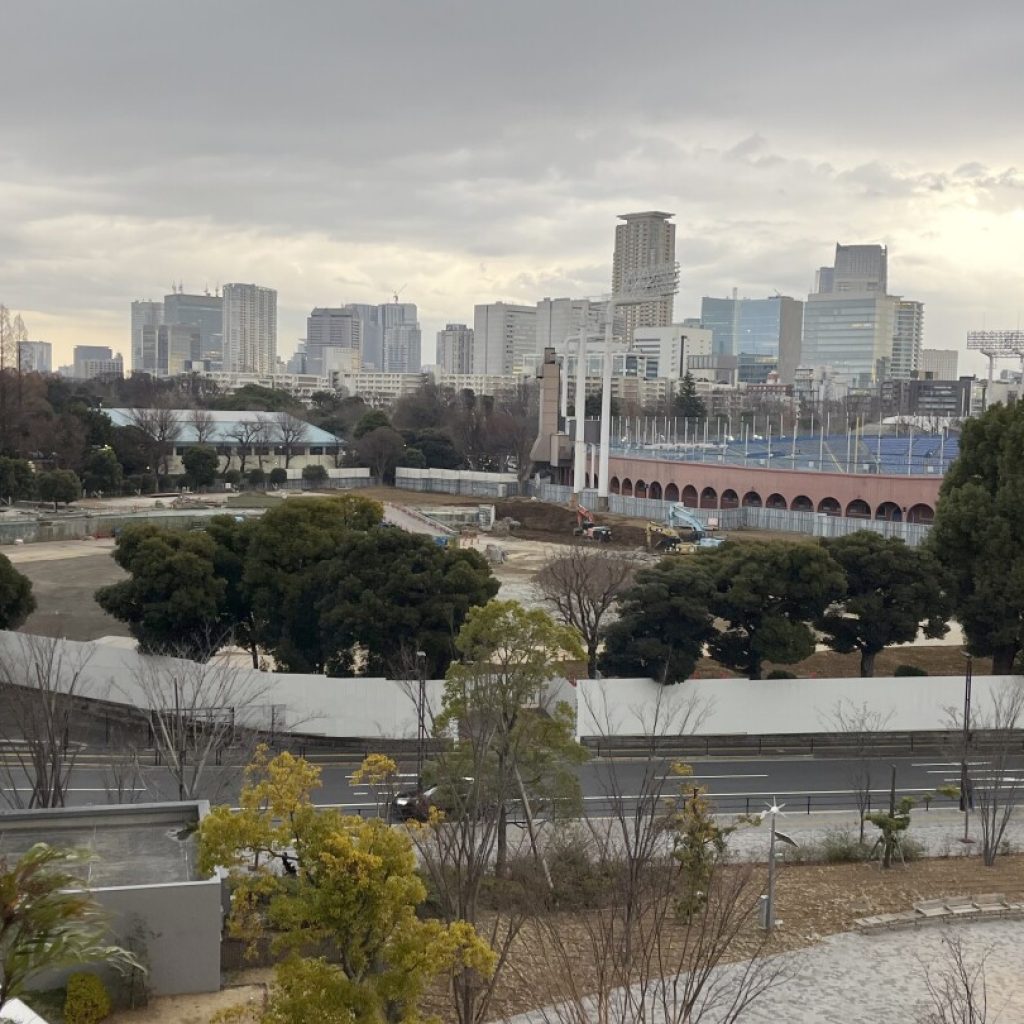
[596,263,679,508]
[966,330,1024,386]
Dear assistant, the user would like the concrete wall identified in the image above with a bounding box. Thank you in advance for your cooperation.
[396,467,520,497]
[97,879,222,995]
[572,674,1018,739]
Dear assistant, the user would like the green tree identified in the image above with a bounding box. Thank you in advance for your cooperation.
[313,529,498,676]
[80,448,123,496]
[247,467,266,487]
[816,532,950,676]
[0,553,35,629]
[704,541,846,679]
[673,372,706,420]
[401,427,463,469]
[206,514,262,668]
[928,401,1024,672]
[354,425,405,484]
[0,456,35,502]
[301,463,328,483]
[268,466,288,486]
[95,525,227,659]
[437,601,587,877]
[37,469,82,506]
[0,844,140,1006]
[181,445,219,489]
[599,558,715,684]
[352,408,391,439]
[197,749,494,1024]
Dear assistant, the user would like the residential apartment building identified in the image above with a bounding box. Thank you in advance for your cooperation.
[222,283,277,374]
[698,295,804,383]
[73,346,124,379]
[919,348,958,380]
[611,211,676,342]
[473,302,537,375]
[379,302,421,373]
[891,300,924,379]
[436,324,474,374]
[17,340,51,373]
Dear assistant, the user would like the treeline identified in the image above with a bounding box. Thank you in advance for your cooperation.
[94,494,499,676]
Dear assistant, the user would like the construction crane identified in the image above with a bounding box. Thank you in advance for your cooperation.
[390,283,408,304]
[573,504,612,543]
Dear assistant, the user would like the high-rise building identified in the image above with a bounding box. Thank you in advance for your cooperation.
[473,303,537,375]
[436,324,474,374]
[222,283,276,374]
[306,307,362,376]
[73,346,124,379]
[698,295,804,383]
[17,340,51,373]
[163,291,223,366]
[919,348,958,380]
[379,302,421,372]
[815,244,888,294]
[891,300,924,379]
[131,299,164,371]
[629,325,713,379]
[345,304,383,369]
[136,324,201,376]
[611,211,676,342]
[535,297,609,355]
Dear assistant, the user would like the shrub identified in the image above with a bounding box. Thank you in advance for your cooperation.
[820,828,869,864]
[247,468,266,487]
[894,664,928,676]
[223,469,241,486]
[766,669,797,679]
[269,467,288,486]
[302,463,328,482]
[64,972,111,1024]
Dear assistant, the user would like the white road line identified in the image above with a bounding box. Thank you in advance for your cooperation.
[913,762,989,768]
[1,787,148,793]
[664,773,769,780]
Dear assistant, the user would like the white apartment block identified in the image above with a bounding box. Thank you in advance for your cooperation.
[630,325,713,379]
[473,302,537,375]
[919,348,958,380]
[330,369,427,406]
[891,300,924,379]
[17,340,51,373]
[435,324,474,374]
[223,283,277,374]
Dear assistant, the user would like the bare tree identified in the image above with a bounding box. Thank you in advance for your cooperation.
[0,634,92,808]
[274,411,310,468]
[122,655,274,802]
[253,413,274,471]
[918,932,990,1024]
[226,418,261,475]
[520,685,785,1024]
[128,403,181,478]
[535,547,635,677]
[186,407,218,446]
[823,699,893,843]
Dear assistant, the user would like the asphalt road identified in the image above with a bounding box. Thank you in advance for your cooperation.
[1,752,1014,816]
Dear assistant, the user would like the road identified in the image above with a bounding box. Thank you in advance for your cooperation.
[1,751,1013,816]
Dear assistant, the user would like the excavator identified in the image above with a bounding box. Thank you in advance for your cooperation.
[573,504,612,543]
[645,504,725,553]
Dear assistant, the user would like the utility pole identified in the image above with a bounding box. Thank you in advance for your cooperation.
[961,652,974,843]
[416,650,427,786]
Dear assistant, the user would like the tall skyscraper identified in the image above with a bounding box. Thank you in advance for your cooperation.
[699,295,804,383]
[222,283,277,374]
[131,299,164,371]
[17,340,52,373]
[344,303,383,369]
[163,291,223,366]
[473,303,537,375]
[611,211,676,342]
[815,244,887,294]
[891,300,924,379]
[137,324,201,376]
[306,307,362,376]
[380,302,421,372]
[436,324,474,374]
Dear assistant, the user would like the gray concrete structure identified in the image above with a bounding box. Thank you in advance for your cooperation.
[0,802,221,996]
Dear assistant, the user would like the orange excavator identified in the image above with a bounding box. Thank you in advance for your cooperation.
[572,504,612,543]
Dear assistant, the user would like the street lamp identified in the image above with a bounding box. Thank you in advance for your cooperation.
[761,798,797,931]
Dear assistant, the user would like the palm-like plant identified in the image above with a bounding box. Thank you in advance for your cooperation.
[0,844,142,1006]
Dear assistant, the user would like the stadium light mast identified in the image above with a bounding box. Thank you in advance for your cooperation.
[966,330,1024,388]
[597,263,679,509]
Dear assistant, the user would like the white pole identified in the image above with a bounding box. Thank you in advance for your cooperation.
[572,306,589,500]
[765,808,778,931]
[597,299,616,507]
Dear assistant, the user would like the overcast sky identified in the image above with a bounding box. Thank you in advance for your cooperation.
[3,0,1023,371]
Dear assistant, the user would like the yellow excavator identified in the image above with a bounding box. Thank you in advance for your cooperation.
[645,522,691,553]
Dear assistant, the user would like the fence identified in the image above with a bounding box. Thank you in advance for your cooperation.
[396,467,521,497]
[529,482,932,545]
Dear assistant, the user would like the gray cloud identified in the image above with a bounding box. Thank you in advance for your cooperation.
[1,0,1023,368]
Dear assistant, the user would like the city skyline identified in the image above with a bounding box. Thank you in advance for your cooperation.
[2,2,1020,372]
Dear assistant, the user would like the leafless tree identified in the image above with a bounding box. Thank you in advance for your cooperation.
[0,634,92,808]
[186,407,218,447]
[226,417,261,475]
[535,547,635,677]
[274,411,310,468]
[121,655,274,802]
[917,932,990,1024]
[128,403,181,477]
[822,699,894,843]
[253,413,274,471]
[518,685,785,1024]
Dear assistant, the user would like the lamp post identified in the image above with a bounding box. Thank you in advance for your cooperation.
[762,797,797,931]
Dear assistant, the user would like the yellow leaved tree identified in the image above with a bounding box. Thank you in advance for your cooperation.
[199,746,495,1024]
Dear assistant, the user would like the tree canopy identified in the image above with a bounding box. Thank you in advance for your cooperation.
[0,553,35,630]
[817,532,950,676]
[80,447,123,495]
[181,445,220,488]
[0,457,34,502]
[37,469,81,506]
[928,401,1024,672]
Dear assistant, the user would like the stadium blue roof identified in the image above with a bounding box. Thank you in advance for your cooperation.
[106,408,342,446]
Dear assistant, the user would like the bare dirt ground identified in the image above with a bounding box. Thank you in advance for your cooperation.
[106,853,1024,1023]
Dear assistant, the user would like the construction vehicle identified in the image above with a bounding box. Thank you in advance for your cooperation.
[666,503,726,549]
[573,504,612,543]
[645,522,688,553]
